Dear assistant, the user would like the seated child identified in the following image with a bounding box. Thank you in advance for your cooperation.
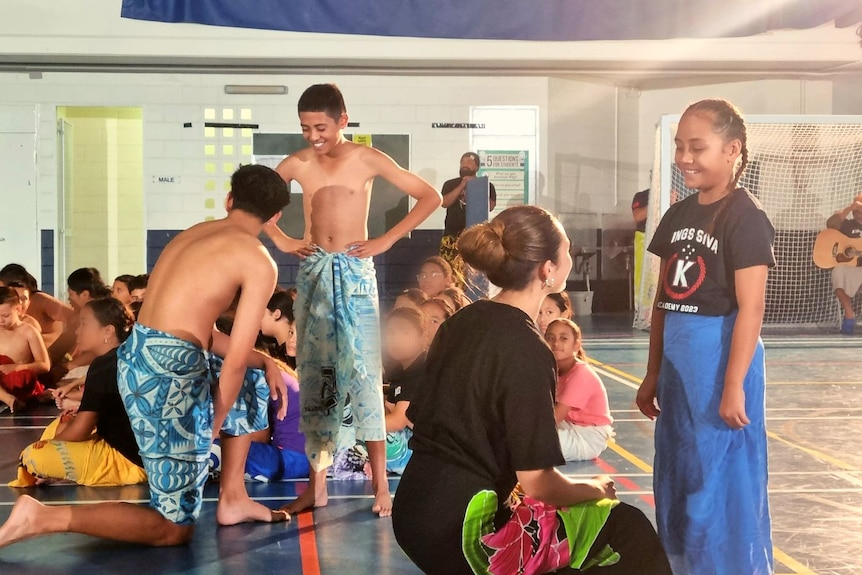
[6,282,42,333]
[111,274,136,306]
[545,318,614,461]
[394,287,428,311]
[419,297,455,344]
[382,307,427,475]
[209,293,308,482]
[0,287,49,412]
[129,274,149,303]
[0,264,73,350]
[261,289,298,369]
[537,291,573,334]
[10,298,146,487]
[416,256,454,297]
[439,286,471,312]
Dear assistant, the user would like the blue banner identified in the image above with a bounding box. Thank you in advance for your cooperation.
[121,0,861,41]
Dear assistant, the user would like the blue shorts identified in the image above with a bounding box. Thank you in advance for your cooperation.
[118,324,269,525]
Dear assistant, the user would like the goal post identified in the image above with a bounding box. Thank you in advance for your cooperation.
[634,114,862,331]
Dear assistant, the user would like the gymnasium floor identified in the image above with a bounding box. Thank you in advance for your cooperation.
[0,317,858,575]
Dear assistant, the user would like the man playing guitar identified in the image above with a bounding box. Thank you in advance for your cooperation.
[826,194,862,335]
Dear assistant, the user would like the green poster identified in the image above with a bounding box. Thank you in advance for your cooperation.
[477,150,529,209]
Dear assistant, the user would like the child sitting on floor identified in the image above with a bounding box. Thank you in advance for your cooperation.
[208,292,309,482]
[6,282,42,334]
[537,292,573,335]
[383,307,427,475]
[0,287,49,412]
[419,297,455,345]
[416,256,454,297]
[438,286,471,313]
[10,297,146,487]
[545,318,614,461]
[394,287,428,311]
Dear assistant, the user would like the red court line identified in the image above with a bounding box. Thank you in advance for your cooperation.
[297,511,322,575]
[594,456,656,507]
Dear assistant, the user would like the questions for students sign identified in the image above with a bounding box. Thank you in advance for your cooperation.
[477,150,529,209]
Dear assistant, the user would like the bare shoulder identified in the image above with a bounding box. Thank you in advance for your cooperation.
[275,152,309,181]
[357,144,399,171]
[16,322,41,342]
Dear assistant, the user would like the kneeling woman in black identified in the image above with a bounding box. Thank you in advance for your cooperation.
[393,205,670,575]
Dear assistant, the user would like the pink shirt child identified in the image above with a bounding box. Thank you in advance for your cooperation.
[556,361,612,427]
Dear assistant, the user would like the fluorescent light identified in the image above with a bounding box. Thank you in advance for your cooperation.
[224,85,287,95]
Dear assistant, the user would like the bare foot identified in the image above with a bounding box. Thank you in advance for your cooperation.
[0,495,47,549]
[279,484,328,515]
[216,496,289,526]
[372,489,393,518]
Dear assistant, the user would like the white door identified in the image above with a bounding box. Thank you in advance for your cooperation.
[0,106,39,286]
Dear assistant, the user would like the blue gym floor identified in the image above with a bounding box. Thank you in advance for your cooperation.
[0,315,859,574]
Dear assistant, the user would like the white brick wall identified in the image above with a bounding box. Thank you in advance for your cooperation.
[0,72,550,233]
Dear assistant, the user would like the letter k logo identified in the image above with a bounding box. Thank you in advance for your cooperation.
[672,260,696,288]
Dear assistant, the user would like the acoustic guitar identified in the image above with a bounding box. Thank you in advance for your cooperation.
[813,229,862,269]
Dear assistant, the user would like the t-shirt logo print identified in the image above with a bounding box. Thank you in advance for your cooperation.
[663,241,707,300]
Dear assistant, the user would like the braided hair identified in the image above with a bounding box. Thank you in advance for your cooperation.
[683,99,749,231]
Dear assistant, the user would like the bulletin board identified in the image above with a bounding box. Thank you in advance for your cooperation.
[252,133,411,239]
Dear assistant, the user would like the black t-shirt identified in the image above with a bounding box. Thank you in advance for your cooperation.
[840,219,862,266]
[648,189,775,317]
[632,189,650,233]
[386,355,425,404]
[442,177,498,237]
[406,300,564,502]
[78,348,143,467]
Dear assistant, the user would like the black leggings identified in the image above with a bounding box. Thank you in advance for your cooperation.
[562,502,672,575]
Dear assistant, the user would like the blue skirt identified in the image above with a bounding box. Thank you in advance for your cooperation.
[655,312,773,575]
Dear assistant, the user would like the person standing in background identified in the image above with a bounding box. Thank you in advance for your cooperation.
[632,184,650,299]
[439,152,497,281]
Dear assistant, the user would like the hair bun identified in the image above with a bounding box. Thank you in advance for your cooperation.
[455,205,565,291]
[457,221,509,279]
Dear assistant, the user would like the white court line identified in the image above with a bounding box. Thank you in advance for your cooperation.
[593,367,639,391]
[4,487,862,508]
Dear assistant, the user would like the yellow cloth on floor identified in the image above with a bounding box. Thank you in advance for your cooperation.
[9,417,147,487]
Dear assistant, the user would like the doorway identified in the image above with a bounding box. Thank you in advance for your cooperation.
[57,107,144,300]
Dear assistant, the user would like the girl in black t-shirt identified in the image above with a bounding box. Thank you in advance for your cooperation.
[638,99,775,575]
[12,298,144,487]
[394,205,671,575]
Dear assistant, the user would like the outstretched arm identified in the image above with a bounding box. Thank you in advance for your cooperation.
[347,149,442,258]
[719,264,768,429]
[211,255,278,438]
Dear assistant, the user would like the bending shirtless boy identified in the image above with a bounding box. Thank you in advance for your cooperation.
[266,84,441,517]
[0,164,292,549]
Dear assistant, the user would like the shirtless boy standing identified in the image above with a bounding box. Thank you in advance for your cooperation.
[266,84,441,518]
[0,286,49,412]
[0,164,292,549]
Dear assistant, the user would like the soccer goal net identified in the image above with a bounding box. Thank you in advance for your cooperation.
[634,115,862,330]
